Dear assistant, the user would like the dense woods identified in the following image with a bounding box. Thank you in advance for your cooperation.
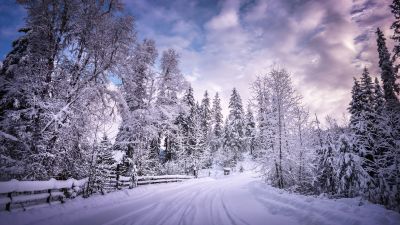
[0,0,399,212]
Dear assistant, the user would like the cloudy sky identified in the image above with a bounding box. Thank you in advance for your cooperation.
[0,0,394,122]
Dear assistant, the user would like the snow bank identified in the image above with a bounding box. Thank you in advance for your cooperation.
[0,178,88,194]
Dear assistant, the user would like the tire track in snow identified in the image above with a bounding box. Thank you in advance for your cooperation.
[71,178,217,225]
[100,203,158,225]
[26,180,210,225]
[3,173,400,225]
[220,188,251,225]
[208,188,222,225]
[130,178,217,225]
[248,181,372,225]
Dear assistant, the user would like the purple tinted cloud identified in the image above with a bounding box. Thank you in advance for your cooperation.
[0,0,393,121]
[122,0,393,121]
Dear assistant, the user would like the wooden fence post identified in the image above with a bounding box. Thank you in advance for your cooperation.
[116,164,120,190]
[47,189,51,203]
[5,192,12,211]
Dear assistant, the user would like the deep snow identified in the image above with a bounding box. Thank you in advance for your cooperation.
[1,172,399,225]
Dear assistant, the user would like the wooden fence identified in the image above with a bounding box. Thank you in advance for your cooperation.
[0,178,88,211]
[0,175,193,211]
[118,174,194,187]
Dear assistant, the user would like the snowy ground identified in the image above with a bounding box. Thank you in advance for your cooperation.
[2,171,400,225]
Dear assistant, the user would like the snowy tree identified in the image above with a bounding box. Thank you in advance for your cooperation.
[314,131,337,195]
[376,28,400,108]
[170,86,195,173]
[266,68,300,188]
[91,135,116,195]
[115,108,160,176]
[222,88,245,167]
[0,0,134,180]
[200,91,212,166]
[122,39,158,111]
[0,28,32,180]
[181,86,196,157]
[162,85,212,175]
[349,78,363,142]
[349,70,377,176]
[250,69,303,188]
[391,0,400,63]
[293,104,313,190]
[212,92,223,138]
[156,49,186,170]
[369,78,400,209]
[188,103,208,173]
[345,69,385,202]
[251,76,273,159]
[157,49,186,106]
[114,39,159,176]
[244,103,256,155]
[210,92,223,159]
[200,91,212,137]
[336,134,370,198]
[375,28,400,210]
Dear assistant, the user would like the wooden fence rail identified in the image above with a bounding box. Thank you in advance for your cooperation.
[0,178,88,211]
[117,174,194,188]
[0,175,193,211]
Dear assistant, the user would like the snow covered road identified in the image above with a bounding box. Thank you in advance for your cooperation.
[2,172,400,225]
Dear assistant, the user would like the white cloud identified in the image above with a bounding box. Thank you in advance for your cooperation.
[124,0,393,122]
[206,0,240,31]
[206,9,239,30]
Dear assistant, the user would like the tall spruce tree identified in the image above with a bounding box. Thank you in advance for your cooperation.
[93,135,116,194]
[181,86,197,172]
[348,71,380,200]
[368,78,395,206]
[200,91,212,136]
[376,28,400,210]
[315,132,337,195]
[222,88,245,167]
[357,68,377,177]
[336,134,369,198]
[376,28,400,108]
[200,91,212,166]
[167,86,195,174]
[212,92,223,139]
[245,103,256,155]
[210,92,223,165]
[190,102,207,171]
[251,76,272,159]
[349,78,363,143]
[391,0,400,62]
